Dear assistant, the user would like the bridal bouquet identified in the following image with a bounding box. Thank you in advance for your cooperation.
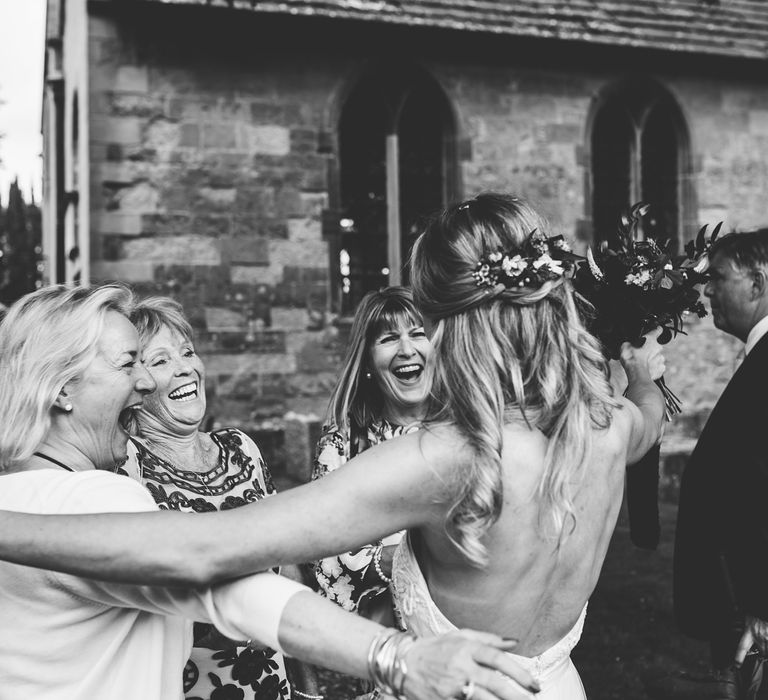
[573,203,716,416]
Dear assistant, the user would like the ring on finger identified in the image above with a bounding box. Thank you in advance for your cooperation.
[458,680,476,700]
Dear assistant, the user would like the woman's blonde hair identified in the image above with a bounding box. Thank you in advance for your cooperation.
[130,296,194,348]
[0,283,135,471]
[126,295,196,437]
[411,193,616,566]
[325,287,424,446]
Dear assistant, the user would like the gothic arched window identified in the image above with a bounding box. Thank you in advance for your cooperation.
[589,80,692,251]
[335,64,458,313]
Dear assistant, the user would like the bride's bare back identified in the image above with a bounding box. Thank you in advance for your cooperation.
[412,399,638,656]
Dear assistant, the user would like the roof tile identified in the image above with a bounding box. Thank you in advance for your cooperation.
[129,0,768,59]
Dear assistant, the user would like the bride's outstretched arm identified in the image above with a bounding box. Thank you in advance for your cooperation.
[619,331,667,464]
[0,428,462,586]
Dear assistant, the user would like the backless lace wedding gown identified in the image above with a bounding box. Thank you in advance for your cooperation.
[391,534,588,699]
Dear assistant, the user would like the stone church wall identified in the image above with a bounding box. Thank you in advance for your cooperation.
[83,4,768,479]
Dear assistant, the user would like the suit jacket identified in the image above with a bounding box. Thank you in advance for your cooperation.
[674,332,768,647]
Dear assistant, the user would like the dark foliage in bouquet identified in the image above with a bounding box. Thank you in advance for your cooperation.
[573,203,718,416]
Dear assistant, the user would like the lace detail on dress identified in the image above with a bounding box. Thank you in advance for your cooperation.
[391,534,587,682]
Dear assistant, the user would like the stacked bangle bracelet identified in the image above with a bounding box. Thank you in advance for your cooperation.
[366,627,416,699]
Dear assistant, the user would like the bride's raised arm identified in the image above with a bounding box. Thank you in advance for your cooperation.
[0,425,464,586]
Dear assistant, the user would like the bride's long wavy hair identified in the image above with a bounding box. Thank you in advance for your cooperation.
[411,193,617,566]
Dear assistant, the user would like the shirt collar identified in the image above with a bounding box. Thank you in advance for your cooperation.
[745,314,768,355]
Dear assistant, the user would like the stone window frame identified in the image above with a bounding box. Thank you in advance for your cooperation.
[323,61,461,315]
[583,77,696,251]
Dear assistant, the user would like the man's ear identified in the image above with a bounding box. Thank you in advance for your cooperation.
[752,268,768,296]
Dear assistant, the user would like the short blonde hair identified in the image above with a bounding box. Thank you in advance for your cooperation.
[130,296,194,349]
[0,284,135,471]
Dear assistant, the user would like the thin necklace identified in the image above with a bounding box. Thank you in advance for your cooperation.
[33,451,76,473]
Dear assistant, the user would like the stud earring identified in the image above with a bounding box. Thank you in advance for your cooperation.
[365,371,372,380]
[63,403,73,412]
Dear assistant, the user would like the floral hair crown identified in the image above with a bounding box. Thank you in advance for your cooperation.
[472,230,577,291]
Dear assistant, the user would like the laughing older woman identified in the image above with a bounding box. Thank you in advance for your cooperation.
[0,283,536,700]
[122,296,317,700]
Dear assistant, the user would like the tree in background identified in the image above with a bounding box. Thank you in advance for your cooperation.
[0,179,43,307]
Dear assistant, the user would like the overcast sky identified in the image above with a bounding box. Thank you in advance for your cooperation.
[0,0,46,203]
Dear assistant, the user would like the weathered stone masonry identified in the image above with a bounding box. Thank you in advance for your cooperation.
[71,2,768,483]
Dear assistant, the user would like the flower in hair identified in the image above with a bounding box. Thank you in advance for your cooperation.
[472,231,578,291]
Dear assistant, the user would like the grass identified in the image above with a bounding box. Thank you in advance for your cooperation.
[313,500,709,699]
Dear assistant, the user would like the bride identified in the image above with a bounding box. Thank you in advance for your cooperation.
[0,194,665,697]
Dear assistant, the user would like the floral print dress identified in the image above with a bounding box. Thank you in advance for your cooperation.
[123,428,291,700]
[311,420,420,614]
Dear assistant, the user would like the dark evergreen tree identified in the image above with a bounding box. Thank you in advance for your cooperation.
[0,180,43,306]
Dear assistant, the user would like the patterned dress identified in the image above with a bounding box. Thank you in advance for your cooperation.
[311,420,420,614]
[124,428,292,700]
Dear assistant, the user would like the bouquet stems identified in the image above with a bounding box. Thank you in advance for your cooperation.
[655,375,681,420]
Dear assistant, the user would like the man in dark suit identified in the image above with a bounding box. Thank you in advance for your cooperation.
[674,229,768,685]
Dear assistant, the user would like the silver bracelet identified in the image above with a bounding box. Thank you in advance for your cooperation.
[373,545,393,585]
[293,690,324,700]
[366,628,416,700]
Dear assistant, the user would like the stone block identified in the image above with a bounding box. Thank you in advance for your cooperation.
[275,187,303,218]
[204,306,247,332]
[191,213,232,238]
[233,186,276,215]
[231,216,287,239]
[273,280,328,308]
[106,143,123,162]
[290,128,318,154]
[108,91,163,118]
[180,123,200,148]
[91,260,156,283]
[299,192,329,218]
[93,212,143,236]
[91,116,143,145]
[287,218,323,243]
[100,235,124,261]
[111,181,161,213]
[283,411,322,483]
[244,125,291,156]
[296,338,341,373]
[301,167,327,192]
[122,235,222,265]
[205,353,297,376]
[250,101,303,125]
[197,187,237,209]
[271,308,310,332]
[114,66,149,93]
[203,124,237,149]
[231,265,282,286]
[141,213,193,237]
[154,264,231,298]
[199,329,287,355]
[96,161,135,185]
[748,110,768,136]
[220,237,270,266]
